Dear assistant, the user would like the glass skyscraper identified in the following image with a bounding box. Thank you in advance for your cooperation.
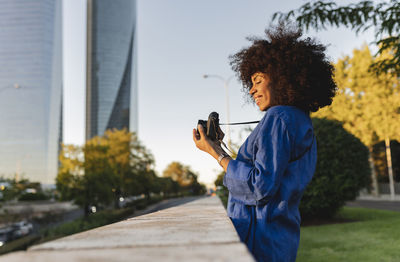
[86,0,138,140]
[0,0,63,184]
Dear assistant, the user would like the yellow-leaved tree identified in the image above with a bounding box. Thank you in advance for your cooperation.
[313,45,400,198]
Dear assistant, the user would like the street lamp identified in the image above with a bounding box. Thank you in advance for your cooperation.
[203,74,234,149]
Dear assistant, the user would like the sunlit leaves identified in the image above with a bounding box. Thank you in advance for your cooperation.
[312,46,400,147]
[56,129,157,212]
[273,0,400,75]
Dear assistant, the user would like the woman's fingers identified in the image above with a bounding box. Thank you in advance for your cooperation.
[197,124,206,137]
[192,128,200,141]
[193,125,211,152]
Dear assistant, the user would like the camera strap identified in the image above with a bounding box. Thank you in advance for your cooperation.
[218,121,259,155]
[220,120,260,126]
[219,140,234,155]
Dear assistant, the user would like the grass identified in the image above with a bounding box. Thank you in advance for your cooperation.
[297,207,400,262]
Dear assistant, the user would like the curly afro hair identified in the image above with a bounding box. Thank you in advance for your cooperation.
[229,23,336,112]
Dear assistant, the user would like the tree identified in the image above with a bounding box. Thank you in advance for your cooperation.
[273,0,400,75]
[158,177,180,197]
[101,129,154,204]
[163,162,195,187]
[56,144,83,201]
[162,162,206,195]
[56,129,158,215]
[214,171,225,188]
[82,136,116,213]
[312,46,400,197]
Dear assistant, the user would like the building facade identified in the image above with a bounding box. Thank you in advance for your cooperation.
[86,0,138,140]
[0,0,63,184]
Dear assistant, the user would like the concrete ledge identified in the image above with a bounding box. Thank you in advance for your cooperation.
[0,196,255,261]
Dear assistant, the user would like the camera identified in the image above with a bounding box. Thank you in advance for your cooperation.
[197,112,220,141]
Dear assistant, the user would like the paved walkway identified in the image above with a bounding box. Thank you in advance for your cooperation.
[346,199,400,212]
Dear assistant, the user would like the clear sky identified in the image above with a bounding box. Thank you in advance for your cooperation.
[63,0,375,185]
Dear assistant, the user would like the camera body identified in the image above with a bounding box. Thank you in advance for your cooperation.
[197,112,220,141]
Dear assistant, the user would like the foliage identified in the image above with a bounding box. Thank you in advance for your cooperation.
[157,176,180,197]
[312,46,400,147]
[214,171,228,208]
[214,171,224,188]
[163,162,195,187]
[0,177,46,201]
[18,192,49,201]
[56,129,159,215]
[273,0,400,75]
[0,185,20,201]
[298,207,400,262]
[162,162,206,195]
[310,46,400,193]
[300,118,371,219]
[56,144,83,201]
[57,129,204,214]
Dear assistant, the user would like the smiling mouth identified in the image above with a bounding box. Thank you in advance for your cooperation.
[255,96,262,105]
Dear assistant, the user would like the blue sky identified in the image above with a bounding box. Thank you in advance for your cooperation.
[63,0,375,184]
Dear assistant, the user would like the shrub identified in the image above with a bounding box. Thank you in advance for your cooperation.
[18,192,49,201]
[300,118,371,220]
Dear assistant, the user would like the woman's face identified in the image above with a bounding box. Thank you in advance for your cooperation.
[249,72,271,111]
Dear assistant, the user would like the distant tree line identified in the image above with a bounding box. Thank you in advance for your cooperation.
[56,129,205,215]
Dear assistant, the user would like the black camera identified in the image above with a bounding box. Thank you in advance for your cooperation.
[197,112,220,141]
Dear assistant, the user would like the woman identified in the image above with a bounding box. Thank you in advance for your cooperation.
[193,24,336,262]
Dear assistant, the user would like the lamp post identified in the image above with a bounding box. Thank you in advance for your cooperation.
[203,74,234,149]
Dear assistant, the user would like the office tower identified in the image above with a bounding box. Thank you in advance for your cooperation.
[86,0,138,140]
[0,0,63,184]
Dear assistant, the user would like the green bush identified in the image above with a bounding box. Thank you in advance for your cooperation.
[300,118,371,219]
[18,192,49,201]
[214,171,228,208]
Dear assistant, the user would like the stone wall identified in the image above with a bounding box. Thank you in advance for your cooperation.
[0,196,254,262]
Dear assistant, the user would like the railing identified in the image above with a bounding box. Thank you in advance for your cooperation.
[0,196,254,261]
[378,183,400,195]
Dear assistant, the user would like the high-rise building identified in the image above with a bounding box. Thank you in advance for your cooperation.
[0,0,63,184]
[86,0,138,140]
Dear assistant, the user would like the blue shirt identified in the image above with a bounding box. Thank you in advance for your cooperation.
[223,105,317,262]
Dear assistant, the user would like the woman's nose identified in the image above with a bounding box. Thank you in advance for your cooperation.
[249,86,256,96]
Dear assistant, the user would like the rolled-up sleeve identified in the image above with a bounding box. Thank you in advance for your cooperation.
[223,114,292,205]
